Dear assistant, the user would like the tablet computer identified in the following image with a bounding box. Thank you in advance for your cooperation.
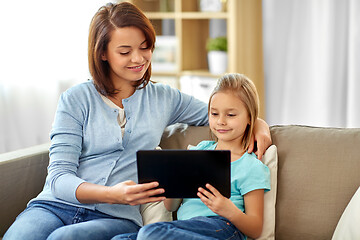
[137,149,231,198]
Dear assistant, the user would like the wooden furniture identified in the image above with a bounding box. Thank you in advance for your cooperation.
[129,0,265,118]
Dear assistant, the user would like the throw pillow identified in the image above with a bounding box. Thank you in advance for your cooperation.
[140,201,173,225]
[255,145,278,240]
[331,186,360,240]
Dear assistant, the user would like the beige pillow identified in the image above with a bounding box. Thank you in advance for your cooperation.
[255,145,278,240]
[140,201,172,225]
[332,186,360,240]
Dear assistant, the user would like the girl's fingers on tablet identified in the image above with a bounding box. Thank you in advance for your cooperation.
[198,187,214,200]
[198,192,211,205]
[205,183,221,196]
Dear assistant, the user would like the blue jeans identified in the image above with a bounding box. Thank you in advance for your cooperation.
[113,216,246,240]
[3,200,140,240]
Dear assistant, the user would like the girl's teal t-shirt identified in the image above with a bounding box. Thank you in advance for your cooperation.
[177,140,271,220]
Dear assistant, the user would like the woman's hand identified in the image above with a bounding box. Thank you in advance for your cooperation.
[76,180,165,205]
[248,118,272,160]
[197,184,238,219]
[107,180,165,205]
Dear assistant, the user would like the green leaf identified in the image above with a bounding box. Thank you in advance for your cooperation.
[206,36,227,52]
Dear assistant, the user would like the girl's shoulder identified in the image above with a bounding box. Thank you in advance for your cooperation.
[190,140,217,150]
[233,152,269,173]
[235,152,262,165]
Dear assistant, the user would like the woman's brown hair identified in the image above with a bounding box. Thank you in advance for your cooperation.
[88,2,156,96]
[208,73,260,150]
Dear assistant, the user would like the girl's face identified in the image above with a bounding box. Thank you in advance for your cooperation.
[102,26,152,87]
[209,91,250,144]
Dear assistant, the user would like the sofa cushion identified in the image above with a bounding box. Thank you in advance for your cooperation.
[160,124,211,150]
[331,186,360,240]
[271,125,360,240]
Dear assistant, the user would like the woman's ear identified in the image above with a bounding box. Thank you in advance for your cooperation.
[101,53,107,61]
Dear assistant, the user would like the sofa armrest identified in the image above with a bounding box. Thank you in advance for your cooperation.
[0,143,50,237]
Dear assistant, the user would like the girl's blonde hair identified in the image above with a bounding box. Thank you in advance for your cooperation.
[208,73,260,150]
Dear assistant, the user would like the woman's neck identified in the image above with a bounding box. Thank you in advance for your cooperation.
[216,141,246,162]
[108,84,136,108]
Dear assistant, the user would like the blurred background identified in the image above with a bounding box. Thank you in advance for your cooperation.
[0,0,359,154]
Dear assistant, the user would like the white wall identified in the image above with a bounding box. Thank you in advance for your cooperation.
[0,0,112,153]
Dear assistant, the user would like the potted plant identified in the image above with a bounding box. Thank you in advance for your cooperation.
[206,36,228,75]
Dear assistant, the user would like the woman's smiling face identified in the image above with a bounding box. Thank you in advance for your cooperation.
[102,26,152,87]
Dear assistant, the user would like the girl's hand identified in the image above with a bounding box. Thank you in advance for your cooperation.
[197,183,238,219]
[107,180,165,205]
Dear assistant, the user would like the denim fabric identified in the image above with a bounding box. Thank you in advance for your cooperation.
[111,232,138,240]
[3,201,140,240]
[112,216,246,240]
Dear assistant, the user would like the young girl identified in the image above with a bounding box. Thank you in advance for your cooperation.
[4,2,271,239]
[134,73,271,240]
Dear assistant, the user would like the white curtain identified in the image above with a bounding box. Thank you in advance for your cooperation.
[263,0,360,128]
[0,0,111,153]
